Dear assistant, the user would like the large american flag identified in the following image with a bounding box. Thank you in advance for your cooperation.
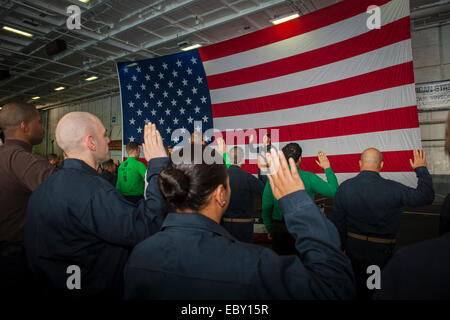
[118,0,420,187]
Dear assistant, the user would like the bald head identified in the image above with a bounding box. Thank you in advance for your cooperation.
[360,148,383,172]
[56,112,97,154]
[0,102,38,133]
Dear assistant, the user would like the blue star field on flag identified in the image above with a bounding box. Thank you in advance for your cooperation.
[117,50,214,146]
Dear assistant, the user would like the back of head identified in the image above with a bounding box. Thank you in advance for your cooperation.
[126,141,140,155]
[55,112,99,155]
[158,144,227,212]
[282,143,302,163]
[230,146,244,165]
[360,148,383,171]
[102,159,114,169]
[0,102,42,143]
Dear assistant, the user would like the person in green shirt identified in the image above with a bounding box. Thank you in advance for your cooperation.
[262,142,339,255]
[116,142,147,204]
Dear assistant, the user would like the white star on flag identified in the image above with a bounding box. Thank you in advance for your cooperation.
[135,93,141,99]
[194,106,200,113]
[182,79,188,86]
[187,117,193,124]
[137,109,142,116]
[149,92,154,99]
[124,68,128,73]
[137,127,142,133]
[128,101,134,108]
[141,83,146,90]
[195,124,201,132]
[157,100,162,107]
[171,99,177,106]
[192,87,198,94]
[154,83,160,89]
[151,109,156,116]
[191,57,197,64]
[202,115,208,122]
[168,81,173,88]
[179,107,185,115]
[144,118,150,124]
[163,91,169,98]
[186,68,193,75]
[176,60,182,67]
[129,136,135,142]
[143,101,149,108]
[158,72,164,79]
[166,127,172,134]
[132,75,137,81]
[181,127,186,134]
[172,70,178,77]
[145,74,150,81]
[165,109,171,115]
[149,65,154,71]
[129,118,136,125]
[200,96,207,103]
[159,118,164,125]
[136,66,141,72]
[162,63,168,70]
[127,84,132,90]
[186,98,192,105]
[173,118,179,125]
[197,76,203,84]
[177,89,183,96]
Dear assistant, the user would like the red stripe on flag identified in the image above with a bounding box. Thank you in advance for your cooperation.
[218,106,419,143]
[240,150,417,174]
[212,62,414,118]
[207,17,411,90]
[198,0,390,62]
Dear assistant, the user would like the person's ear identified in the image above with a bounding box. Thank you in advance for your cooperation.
[86,135,96,151]
[19,120,28,133]
[380,161,384,170]
[213,184,227,208]
[359,160,362,169]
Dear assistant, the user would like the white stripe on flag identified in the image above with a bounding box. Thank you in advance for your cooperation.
[213,84,416,130]
[210,40,412,104]
[227,128,421,159]
[203,0,409,76]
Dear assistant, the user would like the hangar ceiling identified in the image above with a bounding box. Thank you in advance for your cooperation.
[0,0,449,109]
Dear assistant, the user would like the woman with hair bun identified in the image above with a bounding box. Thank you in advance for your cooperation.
[124,145,355,300]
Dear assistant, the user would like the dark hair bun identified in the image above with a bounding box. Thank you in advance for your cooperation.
[158,166,190,207]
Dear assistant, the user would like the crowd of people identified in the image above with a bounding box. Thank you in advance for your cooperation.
[0,101,449,300]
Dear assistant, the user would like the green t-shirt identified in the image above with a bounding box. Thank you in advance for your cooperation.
[261,166,339,234]
[116,157,147,196]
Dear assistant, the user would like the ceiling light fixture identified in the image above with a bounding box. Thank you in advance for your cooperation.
[181,44,202,51]
[85,76,98,81]
[31,96,40,100]
[54,86,65,91]
[270,13,300,25]
[79,0,90,3]
[2,26,33,38]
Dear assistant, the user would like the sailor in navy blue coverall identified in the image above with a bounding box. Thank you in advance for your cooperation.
[25,115,168,299]
[124,148,355,299]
